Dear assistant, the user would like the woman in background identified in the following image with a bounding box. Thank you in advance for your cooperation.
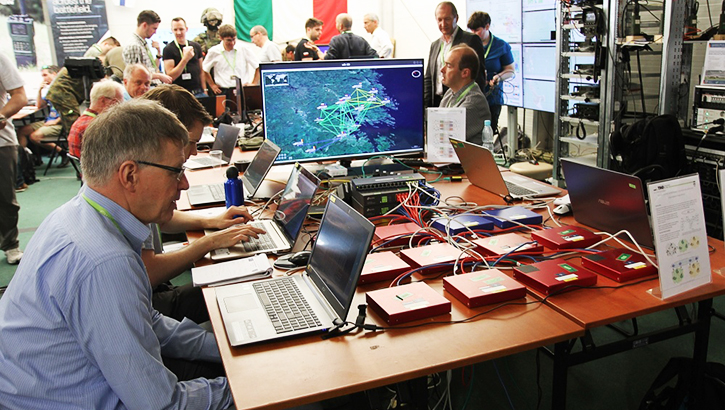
[468,11,515,134]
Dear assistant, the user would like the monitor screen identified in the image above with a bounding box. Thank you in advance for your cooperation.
[523,79,556,113]
[259,59,425,164]
[522,9,556,43]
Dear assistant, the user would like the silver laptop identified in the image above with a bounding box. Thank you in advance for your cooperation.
[561,158,655,249]
[450,138,561,198]
[209,163,320,261]
[187,139,282,207]
[185,123,240,170]
[215,194,375,346]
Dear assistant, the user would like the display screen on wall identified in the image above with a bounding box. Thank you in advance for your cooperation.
[466,0,556,112]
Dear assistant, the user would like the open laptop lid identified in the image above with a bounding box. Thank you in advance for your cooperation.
[306,194,375,321]
[241,139,282,197]
[273,163,321,244]
[450,138,510,197]
[214,124,240,163]
[561,158,654,249]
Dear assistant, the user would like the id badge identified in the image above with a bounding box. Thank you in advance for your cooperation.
[181,73,192,80]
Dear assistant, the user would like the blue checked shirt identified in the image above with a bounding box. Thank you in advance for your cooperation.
[0,186,233,409]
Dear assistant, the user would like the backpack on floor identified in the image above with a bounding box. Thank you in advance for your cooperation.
[639,357,725,410]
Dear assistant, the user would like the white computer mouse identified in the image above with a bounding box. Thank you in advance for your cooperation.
[553,203,571,215]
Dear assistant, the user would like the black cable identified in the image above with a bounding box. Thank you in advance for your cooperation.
[636,49,647,116]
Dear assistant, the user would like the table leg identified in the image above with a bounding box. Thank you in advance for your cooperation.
[552,341,570,410]
[691,298,713,407]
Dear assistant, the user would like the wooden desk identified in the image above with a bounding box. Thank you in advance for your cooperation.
[186,163,724,409]
[203,283,583,410]
[11,105,49,127]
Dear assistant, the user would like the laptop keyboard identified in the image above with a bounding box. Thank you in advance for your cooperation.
[242,221,279,251]
[209,184,225,200]
[253,277,322,334]
[192,156,223,166]
[505,181,537,197]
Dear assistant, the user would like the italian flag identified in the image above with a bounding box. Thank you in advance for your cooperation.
[235,0,347,44]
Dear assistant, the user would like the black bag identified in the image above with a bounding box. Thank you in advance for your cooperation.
[610,114,687,181]
[639,357,725,410]
[17,146,38,185]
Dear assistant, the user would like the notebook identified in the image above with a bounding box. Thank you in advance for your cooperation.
[209,163,320,261]
[215,194,375,346]
[185,123,240,170]
[449,138,561,198]
[187,139,282,207]
[561,158,655,249]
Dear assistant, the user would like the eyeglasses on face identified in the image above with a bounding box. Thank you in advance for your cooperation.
[136,160,186,181]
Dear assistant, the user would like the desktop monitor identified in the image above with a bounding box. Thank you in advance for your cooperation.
[259,58,425,165]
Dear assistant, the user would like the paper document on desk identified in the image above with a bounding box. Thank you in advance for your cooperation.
[192,253,273,287]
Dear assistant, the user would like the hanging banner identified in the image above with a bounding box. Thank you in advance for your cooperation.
[45,0,108,64]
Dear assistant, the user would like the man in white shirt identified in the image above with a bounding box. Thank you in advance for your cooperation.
[203,24,260,96]
[363,13,393,58]
[0,52,27,265]
[250,25,282,63]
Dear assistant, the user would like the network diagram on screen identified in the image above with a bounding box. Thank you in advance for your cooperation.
[261,61,424,164]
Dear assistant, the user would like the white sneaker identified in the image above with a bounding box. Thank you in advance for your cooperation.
[5,248,23,265]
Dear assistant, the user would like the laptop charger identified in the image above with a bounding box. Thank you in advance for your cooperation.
[444,269,526,308]
[366,282,451,324]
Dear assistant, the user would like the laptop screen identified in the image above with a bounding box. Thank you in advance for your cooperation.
[214,124,240,162]
[561,159,654,248]
[274,163,320,241]
[307,195,375,320]
[243,139,281,193]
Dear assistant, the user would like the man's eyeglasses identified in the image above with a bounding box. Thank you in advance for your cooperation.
[136,160,186,181]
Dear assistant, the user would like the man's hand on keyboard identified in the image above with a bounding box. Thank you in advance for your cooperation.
[210,206,254,229]
[201,224,267,250]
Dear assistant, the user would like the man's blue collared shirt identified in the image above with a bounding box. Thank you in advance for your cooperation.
[0,186,233,409]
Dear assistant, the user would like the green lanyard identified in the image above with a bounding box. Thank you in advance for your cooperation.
[174,40,188,73]
[448,82,476,107]
[82,194,122,235]
[146,46,158,70]
[82,110,96,118]
[484,33,494,59]
[222,49,237,72]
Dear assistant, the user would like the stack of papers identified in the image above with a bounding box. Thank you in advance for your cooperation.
[192,253,273,287]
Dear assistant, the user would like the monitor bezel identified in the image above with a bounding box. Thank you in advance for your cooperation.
[259,58,425,165]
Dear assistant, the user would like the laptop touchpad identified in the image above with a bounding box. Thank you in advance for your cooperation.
[224,294,259,313]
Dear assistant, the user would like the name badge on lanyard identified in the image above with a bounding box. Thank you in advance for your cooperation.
[181,73,192,80]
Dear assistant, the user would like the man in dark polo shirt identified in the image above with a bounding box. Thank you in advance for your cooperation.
[163,17,206,97]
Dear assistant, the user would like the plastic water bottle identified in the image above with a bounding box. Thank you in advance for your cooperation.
[224,166,244,208]
[482,120,495,152]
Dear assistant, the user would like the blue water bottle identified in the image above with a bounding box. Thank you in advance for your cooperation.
[224,166,244,208]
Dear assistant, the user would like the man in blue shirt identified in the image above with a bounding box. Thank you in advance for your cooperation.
[468,11,515,133]
[0,99,233,409]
